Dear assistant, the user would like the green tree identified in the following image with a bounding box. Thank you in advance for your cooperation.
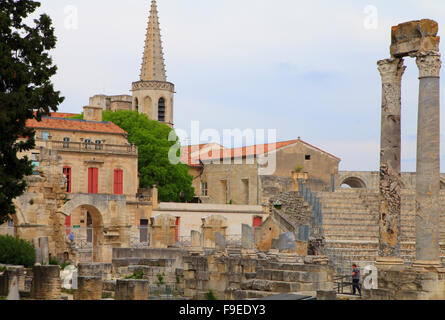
[0,0,64,224]
[76,111,195,202]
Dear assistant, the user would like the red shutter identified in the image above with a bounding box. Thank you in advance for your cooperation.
[65,215,71,235]
[175,217,180,242]
[88,168,98,194]
[253,217,263,229]
[114,169,123,195]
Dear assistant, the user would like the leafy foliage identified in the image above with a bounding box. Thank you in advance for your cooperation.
[206,290,217,300]
[0,235,36,267]
[73,110,195,202]
[49,256,58,265]
[125,270,144,280]
[0,0,64,223]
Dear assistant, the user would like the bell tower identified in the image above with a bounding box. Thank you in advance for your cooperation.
[132,0,175,127]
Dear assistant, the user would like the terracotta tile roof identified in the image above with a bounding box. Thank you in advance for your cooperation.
[181,139,340,167]
[180,143,225,167]
[26,117,127,135]
[49,112,78,118]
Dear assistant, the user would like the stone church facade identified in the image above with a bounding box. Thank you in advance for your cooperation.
[88,0,175,127]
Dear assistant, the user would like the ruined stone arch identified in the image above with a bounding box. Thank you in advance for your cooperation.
[441,180,445,190]
[340,176,367,189]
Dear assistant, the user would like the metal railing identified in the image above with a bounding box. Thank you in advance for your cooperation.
[36,139,138,156]
[66,227,93,250]
[298,179,323,238]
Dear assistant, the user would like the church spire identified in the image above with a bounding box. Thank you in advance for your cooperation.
[140,0,167,82]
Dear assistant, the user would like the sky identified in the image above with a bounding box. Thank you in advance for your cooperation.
[33,0,445,172]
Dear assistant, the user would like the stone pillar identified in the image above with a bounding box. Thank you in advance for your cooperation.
[241,224,254,251]
[376,58,406,265]
[31,265,61,300]
[189,230,203,253]
[201,215,228,249]
[74,276,103,300]
[115,279,149,300]
[150,214,177,248]
[414,51,442,267]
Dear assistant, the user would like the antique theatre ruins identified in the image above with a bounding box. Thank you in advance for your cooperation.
[1,1,445,300]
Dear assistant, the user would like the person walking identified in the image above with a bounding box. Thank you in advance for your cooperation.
[352,264,361,296]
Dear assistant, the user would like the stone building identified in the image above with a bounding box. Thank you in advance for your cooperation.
[181,139,340,205]
[5,108,154,263]
[88,0,175,127]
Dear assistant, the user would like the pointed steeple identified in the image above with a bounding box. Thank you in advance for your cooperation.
[140,0,167,82]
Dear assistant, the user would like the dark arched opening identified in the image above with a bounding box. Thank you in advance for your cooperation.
[158,97,165,122]
[340,177,367,189]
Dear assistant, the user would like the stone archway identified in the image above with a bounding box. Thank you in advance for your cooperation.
[58,194,129,262]
[67,204,104,263]
[340,177,367,189]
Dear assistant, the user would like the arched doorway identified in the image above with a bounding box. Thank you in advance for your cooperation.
[67,204,104,262]
[340,177,367,189]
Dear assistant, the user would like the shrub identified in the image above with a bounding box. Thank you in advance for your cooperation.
[157,272,165,285]
[0,235,36,267]
[206,290,217,300]
[60,262,71,270]
[125,270,144,280]
[49,257,58,265]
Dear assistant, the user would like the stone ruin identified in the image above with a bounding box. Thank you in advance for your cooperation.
[0,211,334,300]
[367,19,445,300]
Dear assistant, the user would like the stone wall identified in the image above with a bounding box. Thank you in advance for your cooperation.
[363,265,445,300]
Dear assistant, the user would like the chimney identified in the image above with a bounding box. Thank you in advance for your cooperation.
[83,106,103,122]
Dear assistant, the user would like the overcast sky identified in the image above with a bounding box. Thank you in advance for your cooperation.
[34,0,445,172]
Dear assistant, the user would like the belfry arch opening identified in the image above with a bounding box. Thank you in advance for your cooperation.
[340,177,367,189]
[158,97,166,122]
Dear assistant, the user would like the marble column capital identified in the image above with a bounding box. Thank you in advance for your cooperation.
[416,51,442,78]
[377,58,406,84]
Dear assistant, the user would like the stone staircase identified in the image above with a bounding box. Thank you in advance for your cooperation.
[234,260,333,300]
[318,189,445,272]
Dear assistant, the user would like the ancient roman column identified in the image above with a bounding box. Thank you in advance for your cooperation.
[377,58,406,264]
[414,51,442,267]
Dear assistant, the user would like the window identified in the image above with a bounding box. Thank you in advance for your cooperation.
[88,168,98,194]
[201,182,208,196]
[140,219,149,243]
[113,169,123,195]
[95,140,102,150]
[63,137,70,148]
[31,153,40,175]
[158,97,165,122]
[63,167,72,193]
[305,154,311,161]
[85,139,92,150]
[41,131,50,140]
